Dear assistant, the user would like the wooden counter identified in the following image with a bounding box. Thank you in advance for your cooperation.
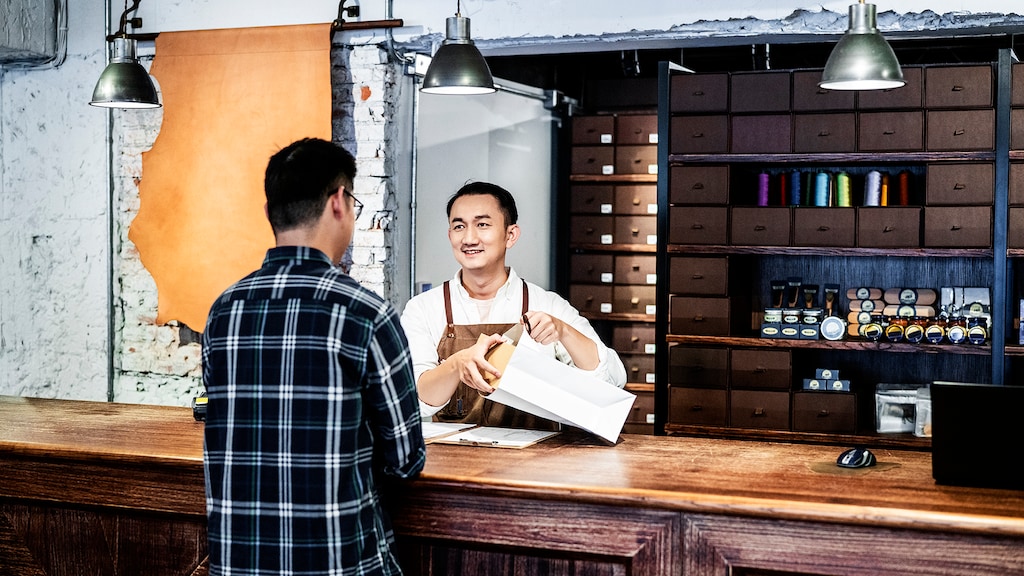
[2,396,1023,575]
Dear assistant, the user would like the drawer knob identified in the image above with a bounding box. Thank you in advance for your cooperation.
[691,273,704,279]
[692,131,705,138]
[692,183,705,190]
[631,297,640,305]
[951,225,962,231]
[692,90,705,96]
[631,336,640,343]
[754,225,767,231]
[690,404,705,412]
[818,130,831,137]
[953,182,967,190]
[632,265,641,271]
[952,84,964,92]
[691,223,705,230]
[883,226,896,233]
[633,197,641,205]
[632,228,640,235]
[817,410,831,418]
[954,129,965,136]
[754,367,768,374]
[693,315,706,322]
[883,129,895,135]
[752,408,767,417]
[818,225,831,232]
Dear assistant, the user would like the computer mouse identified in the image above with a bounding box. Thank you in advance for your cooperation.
[837,447,876,468]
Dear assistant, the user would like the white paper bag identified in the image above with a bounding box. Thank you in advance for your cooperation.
[484,342,636,443]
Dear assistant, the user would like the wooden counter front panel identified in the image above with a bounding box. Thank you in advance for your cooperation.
[391,489,682,576]
[684,514,1024,576]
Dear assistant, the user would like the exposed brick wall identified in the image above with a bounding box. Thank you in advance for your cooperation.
[111,44,395,406]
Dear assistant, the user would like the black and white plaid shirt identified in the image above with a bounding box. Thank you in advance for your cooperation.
[202,246,425,576]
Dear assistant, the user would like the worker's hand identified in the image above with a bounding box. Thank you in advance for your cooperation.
[447,332,506,394]
[521,311,566,347]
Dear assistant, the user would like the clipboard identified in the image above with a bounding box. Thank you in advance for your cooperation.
[421,421,478,444]
[431,426,561,449]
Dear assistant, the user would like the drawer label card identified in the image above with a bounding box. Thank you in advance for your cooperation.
[645,304,657,315]
[600,302,613,313]
[647,203,658,214]
[647,164,658,175]
[601,234,613,244]
[646,274,657,284]
[649,134,658,144]
[601,273,614,283]
[644,343,656,354]
[601,203,613,214]
[602,164,614,175]
[601,133,612,144]
[647,234,657,245]
[646,372,656,383]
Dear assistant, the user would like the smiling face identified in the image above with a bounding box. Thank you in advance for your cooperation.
[447,193,519,276]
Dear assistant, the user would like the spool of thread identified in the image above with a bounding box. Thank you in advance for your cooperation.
[758,172,770,206]
[880,173,889,206]
[836,172,852,207]
[815,172,830,207]
[898,171,910,205]
[864,170,881,206]
[778,173,787,206]
[789,171,802,206]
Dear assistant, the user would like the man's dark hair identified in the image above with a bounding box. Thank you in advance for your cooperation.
[446,181,519,227]
[264,138,357,233]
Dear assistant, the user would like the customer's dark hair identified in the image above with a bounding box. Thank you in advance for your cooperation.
[264,138,357,233]
[446,181,518,227]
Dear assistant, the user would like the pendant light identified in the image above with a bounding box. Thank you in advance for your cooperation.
[90,0,161,108]
[819,0,905,91]
[421,1,495,95]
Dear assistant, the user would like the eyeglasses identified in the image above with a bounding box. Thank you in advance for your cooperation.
[342,189,363,220]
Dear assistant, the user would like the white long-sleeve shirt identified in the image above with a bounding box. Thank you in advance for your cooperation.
[400,268,628,418]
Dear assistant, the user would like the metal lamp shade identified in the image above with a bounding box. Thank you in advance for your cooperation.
[421,16,495,95]
[819,2,905,91]
[90,37,161,108]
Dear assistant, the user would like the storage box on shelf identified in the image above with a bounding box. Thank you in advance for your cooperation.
[569,112,660,433]
[657,55,1014,447]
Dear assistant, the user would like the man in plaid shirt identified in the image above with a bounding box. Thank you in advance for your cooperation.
[202,138,425,575]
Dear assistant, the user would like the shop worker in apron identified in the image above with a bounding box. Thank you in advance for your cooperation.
[401,181,627,429]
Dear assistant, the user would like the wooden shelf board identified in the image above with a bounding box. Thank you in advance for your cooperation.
[569,174,658,183]
[668,151,997,164]
[665,244,993,258]
[583,312,655,323]
[664,334,993,356]
[571,243,658,253]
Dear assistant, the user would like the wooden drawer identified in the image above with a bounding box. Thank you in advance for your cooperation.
[615,145,658,175]
[1011,163,1024,205]
[670,296,730,336]
[671,115,729,154]
[614,184,657,215]
[730,349,791,390]
[1009,207,1024,248]
[572,115,615,145]
[858,67,923,109]
[857,207,921,248]
[730,207,791,246]
[926,163,994,205]
[923,206,992,248]
[731,115,792,153]
[1012,109,1024,151]
[622,355,657,386]
[670,165,729,205]
[611,323,656,355]
[731,71,790,112]
[616,114,658,145]
[1014,63,1024,106]
[669,206,728,245]
[668,346,728,388]
[670,73,728,113]
[669,387,728,426]
[925,65,993,108]
[859,111,923,151]
[613,285,657,315]
[730,390,790,430]
[568,254,614,284]
[614,215,658,246]
[794,113,855,153]
[625,390,655,424]
[615,254,657,286]
[669,256,728,296]
[569,215,614,245]
[792,391,857,433]
[927,110,994,151]
[569,184,614,214]
[570,146,615,175]
[568,284,613,315]
[793,207,856,247]
[793,70,855,111]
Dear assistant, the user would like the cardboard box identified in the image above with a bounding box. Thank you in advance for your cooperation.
[482,338,636,444]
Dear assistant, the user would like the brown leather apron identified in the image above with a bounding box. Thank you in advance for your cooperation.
[433,280,558,430]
